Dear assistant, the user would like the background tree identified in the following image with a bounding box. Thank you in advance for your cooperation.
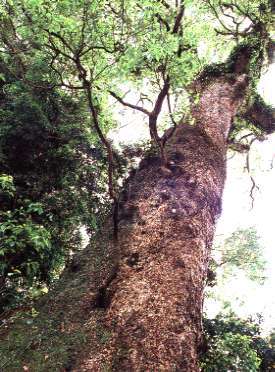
[0,53,110,311]
[201,226,275,371]
[202,312,275,371]
[207,227,267,287]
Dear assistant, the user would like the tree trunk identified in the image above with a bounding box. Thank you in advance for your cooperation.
[76,73,249,371]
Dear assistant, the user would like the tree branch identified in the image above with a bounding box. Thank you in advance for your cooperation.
[109,90,151,116]
[155,14,171,32]
[244,137,259,209]
[152,76,170,118]
[242,95,275,134]
[44,30,75,55]
[172,2,185,34]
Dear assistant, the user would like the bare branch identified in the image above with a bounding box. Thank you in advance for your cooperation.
[239,132,254,142]
[152,76,170,118]
[138,93,154,106]
[244,137,260,209]
[149,77,171,161]
[214,23,253,37]
[109,90,151,116]
[156,14,171,32]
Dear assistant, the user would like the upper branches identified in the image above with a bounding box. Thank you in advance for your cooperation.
[109,1,187,164]
[242,94,275,134]
[204,0,272,42]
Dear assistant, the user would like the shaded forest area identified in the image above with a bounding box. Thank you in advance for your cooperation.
[0,0,275,370]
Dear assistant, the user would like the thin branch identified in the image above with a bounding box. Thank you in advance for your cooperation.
[150,77,171,162]
[226,151,236,161]
[232,0,260,23]
[244,137,259,209]
[206,0,234,34]
[83,78,118,230]
[44,29,75,54]
[80,42,122,56]
[94,54,123,80]
[109,90,151,116]
[214,24,253,37]
[270,155,275,170]
[161,90,178,146]
[44,28,119,217]
[138,93,154,107]
[239,132,254,142]
[156,13,171,32]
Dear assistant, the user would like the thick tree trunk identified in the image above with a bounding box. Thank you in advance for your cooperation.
[76,74,249,371]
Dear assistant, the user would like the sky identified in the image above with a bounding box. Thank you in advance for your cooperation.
[206,132,275,333]
[205,63,275,332]
[110,62,275,332]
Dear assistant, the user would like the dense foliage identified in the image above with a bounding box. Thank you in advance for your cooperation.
[0,70,109,310]
[202,313,275,371]
[202,227,275,371]
[208,227,267,287]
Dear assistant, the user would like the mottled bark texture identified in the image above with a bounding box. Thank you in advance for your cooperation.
[75,73,249,371]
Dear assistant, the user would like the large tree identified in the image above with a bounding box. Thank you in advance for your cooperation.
[0,0,274,370]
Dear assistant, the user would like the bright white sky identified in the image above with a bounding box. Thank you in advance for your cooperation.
[111,62,275,332]
[206,132,275,333]
[206,63,275,332]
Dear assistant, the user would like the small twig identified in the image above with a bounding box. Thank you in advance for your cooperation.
[138,93,154,107]
[270,155,275,170]
[239,132,254,142]
[248,176,259,209]
[244,137,259,209]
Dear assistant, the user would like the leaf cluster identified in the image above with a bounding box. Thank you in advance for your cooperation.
[0,67,110,311]
[212,227,266,284]
[202,312,275,371]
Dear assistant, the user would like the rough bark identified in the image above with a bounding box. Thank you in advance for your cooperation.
[75,73,249,371]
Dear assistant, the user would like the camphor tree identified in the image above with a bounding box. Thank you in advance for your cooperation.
[0,0,274,370]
